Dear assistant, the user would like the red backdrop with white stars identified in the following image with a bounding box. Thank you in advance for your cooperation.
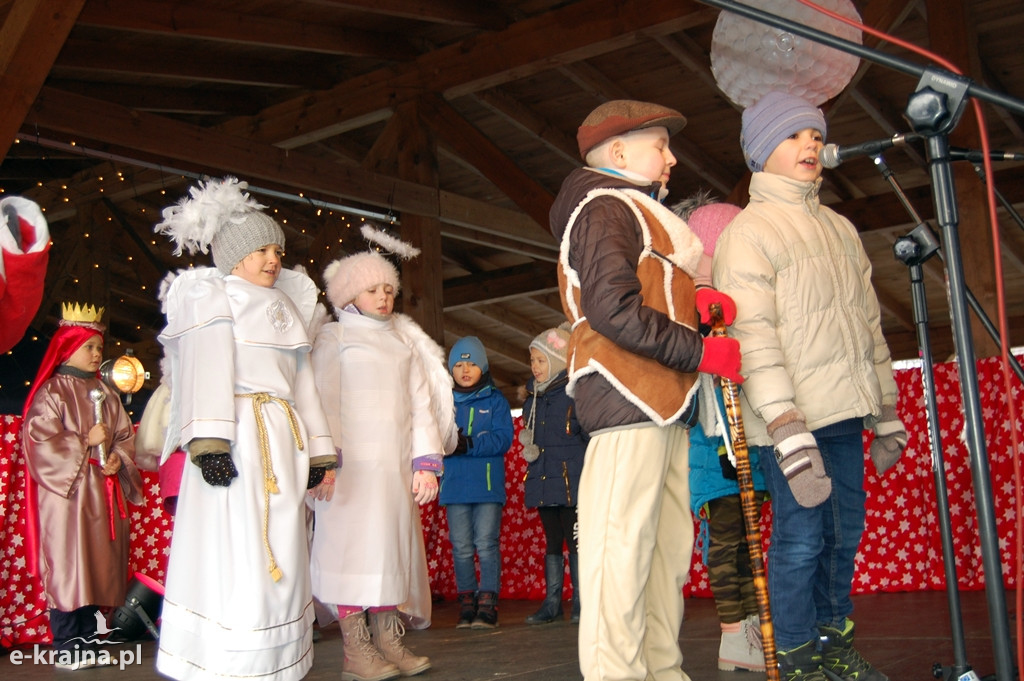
[1,354,1021,647]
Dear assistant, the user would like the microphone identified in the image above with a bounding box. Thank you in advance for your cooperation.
[948,147,1024,163]
[818,133,915,169]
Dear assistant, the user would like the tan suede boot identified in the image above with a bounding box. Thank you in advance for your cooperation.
[339,611,400,681]
[368,609,430,677]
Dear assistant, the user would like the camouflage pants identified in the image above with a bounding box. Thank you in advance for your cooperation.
[706,494,759,624]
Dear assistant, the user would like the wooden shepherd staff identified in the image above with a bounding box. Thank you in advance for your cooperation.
[709,302,779,680]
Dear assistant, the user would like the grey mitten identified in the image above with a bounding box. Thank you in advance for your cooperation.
[870,404,907,475]
[767,411,832,508]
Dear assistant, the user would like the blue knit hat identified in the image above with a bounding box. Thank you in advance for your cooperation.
[448,336,489,373]
[741,91,827,173]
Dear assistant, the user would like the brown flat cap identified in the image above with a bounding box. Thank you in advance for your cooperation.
[577,100,687,159]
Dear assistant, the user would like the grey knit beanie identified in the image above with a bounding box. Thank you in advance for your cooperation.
[529,326,570,376]
[741,91,827,173]
[211,210,285,274]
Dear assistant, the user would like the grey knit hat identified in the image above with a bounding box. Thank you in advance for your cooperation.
[155,176,286,275]
[211,210,285,274]
[529,326,570,376]
[741,91,827,173]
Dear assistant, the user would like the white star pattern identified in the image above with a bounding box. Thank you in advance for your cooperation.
[1,355,1022,645]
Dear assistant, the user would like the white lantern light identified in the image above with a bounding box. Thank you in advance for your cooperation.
[710,0,863,108]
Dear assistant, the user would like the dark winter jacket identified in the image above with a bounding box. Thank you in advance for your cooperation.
[439,379,514,506]
[550,166,706,434]
[522,371,588,508]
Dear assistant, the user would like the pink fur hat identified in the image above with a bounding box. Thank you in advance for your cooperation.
[323,250,400,309]
[322,224,420,309]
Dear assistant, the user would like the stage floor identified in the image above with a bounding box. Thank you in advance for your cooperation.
[2,589,1011,680]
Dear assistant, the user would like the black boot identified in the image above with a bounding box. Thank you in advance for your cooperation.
[818,620,889,681]
[526,555,564,625]
[777,639,826,681]
[568,553,580,623]
[472,591,498,629]
[455,591,476,629]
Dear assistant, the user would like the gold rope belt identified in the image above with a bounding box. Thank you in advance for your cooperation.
[236,392,305,582]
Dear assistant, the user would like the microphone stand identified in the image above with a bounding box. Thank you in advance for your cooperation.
[876,154,983,681]
[695,3,1021,679]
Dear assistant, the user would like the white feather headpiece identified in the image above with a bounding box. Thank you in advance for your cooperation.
[155,176,266,256]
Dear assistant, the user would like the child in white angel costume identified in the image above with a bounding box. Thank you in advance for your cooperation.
[309,225,457,681]
[154,177,338,681]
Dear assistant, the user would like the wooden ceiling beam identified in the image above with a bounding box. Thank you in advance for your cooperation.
[478,302,555,340]
[418,94,555,228]
[218,0,716,147]
[651,33,736,111]
[25,88,558,256]
[76,0,415,59]
[0,0,86,160]
[55,39,336,90]
[441,223,558,263]
[438,191,553,247]
[303,0,509,29]
[28,86,438,216]
[47,80,265,117]
[443,262,559,310]
[469,88,580,165]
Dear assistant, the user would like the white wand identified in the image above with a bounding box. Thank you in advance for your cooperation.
[89,388,106,461]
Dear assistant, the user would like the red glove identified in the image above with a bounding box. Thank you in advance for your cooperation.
[697,336,743,383]
[695,287,736,326]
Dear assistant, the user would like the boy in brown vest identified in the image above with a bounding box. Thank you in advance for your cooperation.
[549,100,742,681]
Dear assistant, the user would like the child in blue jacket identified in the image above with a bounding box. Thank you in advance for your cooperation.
[439,336,514,629]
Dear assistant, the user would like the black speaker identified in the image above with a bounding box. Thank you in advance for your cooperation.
[110,573,164,641]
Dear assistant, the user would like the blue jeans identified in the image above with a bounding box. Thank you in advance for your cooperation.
[758,418,866,650]
[446,503,502,594]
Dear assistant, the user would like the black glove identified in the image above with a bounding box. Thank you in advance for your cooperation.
[307,465,327,489]
[198,453,238,487]
[451,430,472,456]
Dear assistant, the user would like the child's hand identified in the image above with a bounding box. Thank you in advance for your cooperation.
[695,287,737,326]
[412,470,438,506]
[102,450,122,476]
[309,468,336,502]
[87,423,109,447]
[697,336,743,383]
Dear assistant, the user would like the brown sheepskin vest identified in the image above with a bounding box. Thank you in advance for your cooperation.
[558,188,700,426]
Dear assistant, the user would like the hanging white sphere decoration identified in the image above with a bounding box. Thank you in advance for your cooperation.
[710,0,863,108]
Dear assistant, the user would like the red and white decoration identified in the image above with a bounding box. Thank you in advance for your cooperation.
[2,354,1021,647]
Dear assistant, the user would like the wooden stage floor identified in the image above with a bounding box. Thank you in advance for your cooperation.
[2,589,1013,680]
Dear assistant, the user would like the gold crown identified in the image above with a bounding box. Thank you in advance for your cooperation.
[61,302,105,323]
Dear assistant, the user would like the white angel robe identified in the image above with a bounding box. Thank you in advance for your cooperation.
[156,269,335,681]
[309,311,449,629]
